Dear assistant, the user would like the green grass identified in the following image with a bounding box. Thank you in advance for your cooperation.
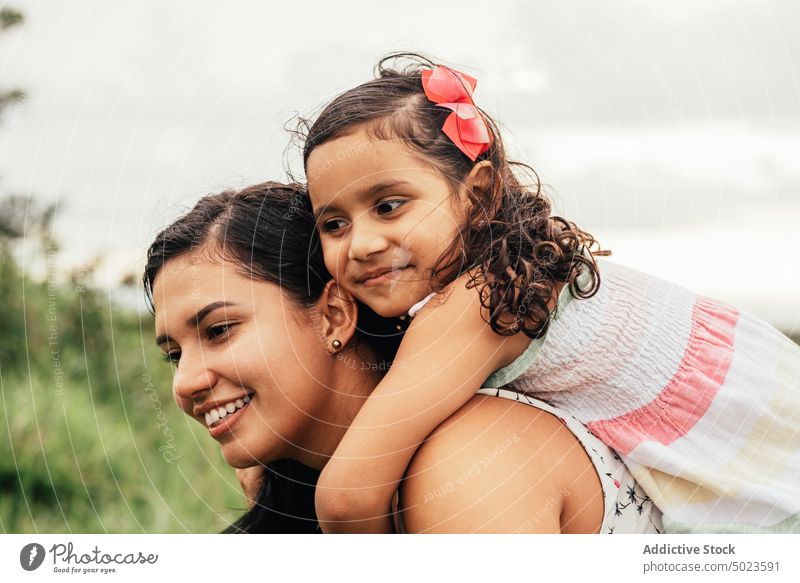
[0,248,245,533]
[1,371,245,533]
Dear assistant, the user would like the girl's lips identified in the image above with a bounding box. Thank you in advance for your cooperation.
[360,266,411,287]
[208,397,252,438]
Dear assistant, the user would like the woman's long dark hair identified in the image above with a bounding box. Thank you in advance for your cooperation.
[302,53,610,339]
[143,182,400,533]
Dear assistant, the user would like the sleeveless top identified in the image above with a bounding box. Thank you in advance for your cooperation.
[412,254,800,533]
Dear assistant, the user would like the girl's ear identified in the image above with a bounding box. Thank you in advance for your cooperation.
[460,161,497,220]
[317,280,358,354]
[464,160,494,199]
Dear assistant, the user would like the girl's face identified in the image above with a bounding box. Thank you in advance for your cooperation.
[307,128,468,318]
[152,252,334,468]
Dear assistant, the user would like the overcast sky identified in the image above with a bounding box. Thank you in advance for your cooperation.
[1,0,798,331]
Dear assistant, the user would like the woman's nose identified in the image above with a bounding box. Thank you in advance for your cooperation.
[172,351,219,403]
[347,222,389,261]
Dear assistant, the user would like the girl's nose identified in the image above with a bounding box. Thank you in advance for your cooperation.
[347,223,389,261]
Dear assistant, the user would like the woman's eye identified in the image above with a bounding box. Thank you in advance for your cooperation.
[207,323,233,340]
[375,199,405,215]
[162,351,181,365]
[322,218,348,233]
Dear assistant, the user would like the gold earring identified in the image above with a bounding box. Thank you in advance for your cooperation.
[331,339,342,351]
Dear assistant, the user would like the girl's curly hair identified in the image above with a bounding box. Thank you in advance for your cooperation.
[301,53,610,339]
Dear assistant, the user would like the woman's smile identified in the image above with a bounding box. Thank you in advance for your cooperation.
[205,394,253,438]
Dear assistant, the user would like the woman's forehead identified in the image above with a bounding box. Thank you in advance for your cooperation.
[152,255,273,321]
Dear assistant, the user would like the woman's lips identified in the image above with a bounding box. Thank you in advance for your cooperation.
[208,397,252,438]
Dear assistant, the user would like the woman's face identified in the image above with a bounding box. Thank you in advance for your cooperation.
[152,251,334,468]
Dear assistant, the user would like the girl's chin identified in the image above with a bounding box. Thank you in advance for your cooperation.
[374,305,412,318]
[365,295,416,318]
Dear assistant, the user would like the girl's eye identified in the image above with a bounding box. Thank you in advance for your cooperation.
[375,199,405,215]
[322,218,348,234]
[162,351,181,365]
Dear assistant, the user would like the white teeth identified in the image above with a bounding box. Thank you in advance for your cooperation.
[204,395,253,427]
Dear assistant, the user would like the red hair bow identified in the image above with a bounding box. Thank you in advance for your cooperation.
[421,66,493,161]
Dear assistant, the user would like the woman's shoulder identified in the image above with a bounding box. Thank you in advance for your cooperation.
[398,394,601,533]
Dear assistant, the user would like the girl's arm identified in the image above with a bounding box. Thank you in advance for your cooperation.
[315,276,530,533]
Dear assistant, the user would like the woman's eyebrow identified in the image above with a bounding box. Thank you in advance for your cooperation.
[313,179,410,220]
[189,301,236,327]
[154,301,237,346]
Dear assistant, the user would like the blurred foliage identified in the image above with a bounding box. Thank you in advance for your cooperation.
[0,6,24,29]
[0,6,26,123]
[0,230,246,532]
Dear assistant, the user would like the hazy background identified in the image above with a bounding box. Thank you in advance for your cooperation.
[3,0,799,330]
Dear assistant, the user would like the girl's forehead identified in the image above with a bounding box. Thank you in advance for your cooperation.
[307,131,438,203]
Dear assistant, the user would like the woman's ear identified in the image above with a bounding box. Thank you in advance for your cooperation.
[317,280,358,354]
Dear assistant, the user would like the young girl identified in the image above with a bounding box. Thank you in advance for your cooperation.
[302,53,800,534]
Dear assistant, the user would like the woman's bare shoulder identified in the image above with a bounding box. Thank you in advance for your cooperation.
[398,394,602,533]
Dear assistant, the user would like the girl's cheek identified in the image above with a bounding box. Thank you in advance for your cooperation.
[322,243,344,272]
[322,254,335,277]
[319,238,335,260]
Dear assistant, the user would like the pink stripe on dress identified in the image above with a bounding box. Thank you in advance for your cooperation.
[587,297,739,456]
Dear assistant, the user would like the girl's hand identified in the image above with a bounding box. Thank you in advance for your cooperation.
[235,466,264,509]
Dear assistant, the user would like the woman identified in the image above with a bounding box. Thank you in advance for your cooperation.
[143,181,662,534]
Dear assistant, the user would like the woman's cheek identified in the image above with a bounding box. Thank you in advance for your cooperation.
[173,391,193,417]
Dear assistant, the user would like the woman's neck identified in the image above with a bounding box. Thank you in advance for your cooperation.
[290,349,382,470]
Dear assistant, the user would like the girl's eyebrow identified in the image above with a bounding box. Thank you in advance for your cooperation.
[155,301,236,346]
[313,179,410,220]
